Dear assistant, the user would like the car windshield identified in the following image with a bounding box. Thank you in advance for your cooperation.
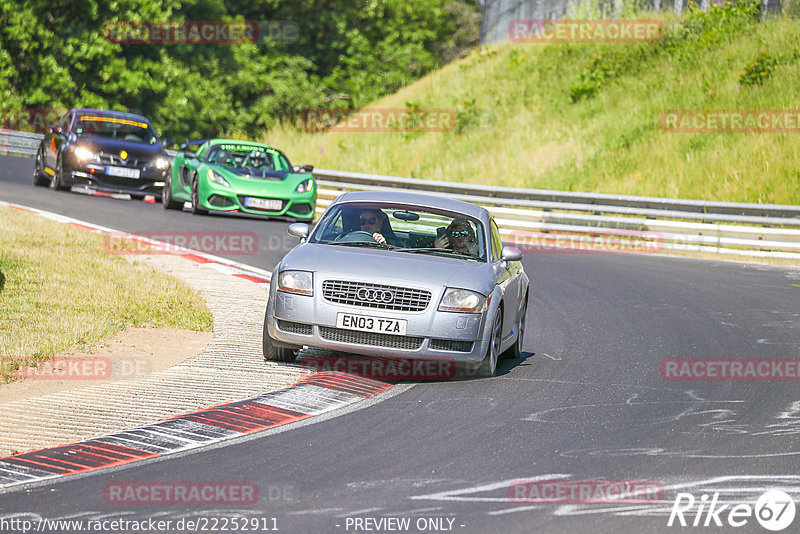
[309,202,487,261]
[205,144,291,174]
[74,115,159,144]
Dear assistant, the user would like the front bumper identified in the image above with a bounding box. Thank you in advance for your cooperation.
[267,283,490,364]
[67,162,166,195]
[201,181,317,220]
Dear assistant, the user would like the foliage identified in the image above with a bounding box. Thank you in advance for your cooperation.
[0,0,480,140]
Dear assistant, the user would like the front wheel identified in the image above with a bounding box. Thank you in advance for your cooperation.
[190,176,207,215]
[477,311,502,378]
[162,175,182,210]
[50,153,69,191]
[262,319,299,362]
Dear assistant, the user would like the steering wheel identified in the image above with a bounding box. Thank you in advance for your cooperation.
[336,230,378,243]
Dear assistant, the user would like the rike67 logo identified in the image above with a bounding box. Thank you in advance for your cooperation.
[668,490,796,531]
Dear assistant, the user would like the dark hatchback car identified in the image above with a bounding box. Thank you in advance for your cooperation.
[33,108,170,198]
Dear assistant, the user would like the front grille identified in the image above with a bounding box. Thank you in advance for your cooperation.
[97,153,141,167]
[319,327,423,350]
[322,280,431,312]
[291,203,312,215]
[430,339,474,352]
[277,320,313,335]
[208,194,235,208]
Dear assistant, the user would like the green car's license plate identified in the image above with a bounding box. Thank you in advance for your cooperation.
[245,197,282,211]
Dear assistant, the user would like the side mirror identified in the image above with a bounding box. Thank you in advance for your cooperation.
[162,137,172,148]
[184,150,197,159]
[500,245,523,263]
[288,223,309,240]
[50,126,63,134]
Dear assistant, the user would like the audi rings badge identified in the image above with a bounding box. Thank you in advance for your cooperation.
[356,288,395,303]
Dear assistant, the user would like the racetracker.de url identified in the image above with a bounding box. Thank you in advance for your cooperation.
[0,516,279,533]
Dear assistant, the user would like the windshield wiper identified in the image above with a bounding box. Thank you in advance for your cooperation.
[394,247,476,258]
[327,241,398,249]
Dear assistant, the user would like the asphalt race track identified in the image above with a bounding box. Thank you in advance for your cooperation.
[2,152,800,533]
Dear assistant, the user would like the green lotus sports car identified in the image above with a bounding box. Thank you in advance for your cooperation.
[163,139,316,220]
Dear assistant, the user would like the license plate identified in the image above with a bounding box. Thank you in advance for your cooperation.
[336,313,407,336]
[106,166,140,179]
[245,197,282,211]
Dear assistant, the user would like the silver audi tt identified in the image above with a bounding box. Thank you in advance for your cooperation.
[263,191,529,377]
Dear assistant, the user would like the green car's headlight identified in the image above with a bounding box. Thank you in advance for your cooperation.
[295,178,313,194]
[278,270,313,296]
[438,288,486,313]
[208,168,230,187]
[153,156,169,170]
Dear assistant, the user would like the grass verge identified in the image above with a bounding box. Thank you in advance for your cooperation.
[256,2,800,205]
[0,206,214,383]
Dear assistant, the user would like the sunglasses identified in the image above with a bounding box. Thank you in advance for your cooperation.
[450,230,471,237]
[360,217,378,225]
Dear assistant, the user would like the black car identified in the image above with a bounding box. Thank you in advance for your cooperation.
[33,108,170,198]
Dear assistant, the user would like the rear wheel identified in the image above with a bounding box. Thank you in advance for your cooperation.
[477,311,502,378]
[501,298,527,360]
[262,316,300,362]
[33,149,49,186]
[162,175,182,210]
[190,175,207,215]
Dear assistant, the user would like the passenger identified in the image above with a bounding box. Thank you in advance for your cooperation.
[435,218,480,256]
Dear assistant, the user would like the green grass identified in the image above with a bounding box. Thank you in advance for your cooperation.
[255,2,800,204]
[0,207,214,382]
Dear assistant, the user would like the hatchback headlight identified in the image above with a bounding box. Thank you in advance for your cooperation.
[438,288,486,313]
[295,178,313,194]
[278,270,313,296]
[74,146,95,161]
[153,156,169,170]
[208,168,229,187]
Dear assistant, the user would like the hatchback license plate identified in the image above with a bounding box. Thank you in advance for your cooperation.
[106,166,140,179]
[336,313,407,336]
[245,197,282,211]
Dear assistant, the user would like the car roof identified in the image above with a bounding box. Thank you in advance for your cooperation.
[72,108,152,125]
[332,190,489,221]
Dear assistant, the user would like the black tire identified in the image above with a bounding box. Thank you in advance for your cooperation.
[262,318,299,362]
[477,311,502,378]
[162,175,182,210]
[33,148,49,186]
[190,175,208,215]
[50,153,69,191]
[501,297,527,360]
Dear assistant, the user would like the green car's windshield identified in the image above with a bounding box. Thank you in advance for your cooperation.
[205,143,291,173]
[310,202,487,261]
[74,115,158,145]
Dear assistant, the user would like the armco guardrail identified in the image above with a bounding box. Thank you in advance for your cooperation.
[313,169,800,261]
[2,130,798,260]
[0,129,42,157]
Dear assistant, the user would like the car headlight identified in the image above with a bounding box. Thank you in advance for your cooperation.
[295,178,313,194]
[438,288,487,313]
[74,146,95,162]
[208,168,229,187]
[153,156,169,170]
[278,270,313,296]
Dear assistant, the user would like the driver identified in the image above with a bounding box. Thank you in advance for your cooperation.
[246,150,266,168]
[359,209,400,246]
